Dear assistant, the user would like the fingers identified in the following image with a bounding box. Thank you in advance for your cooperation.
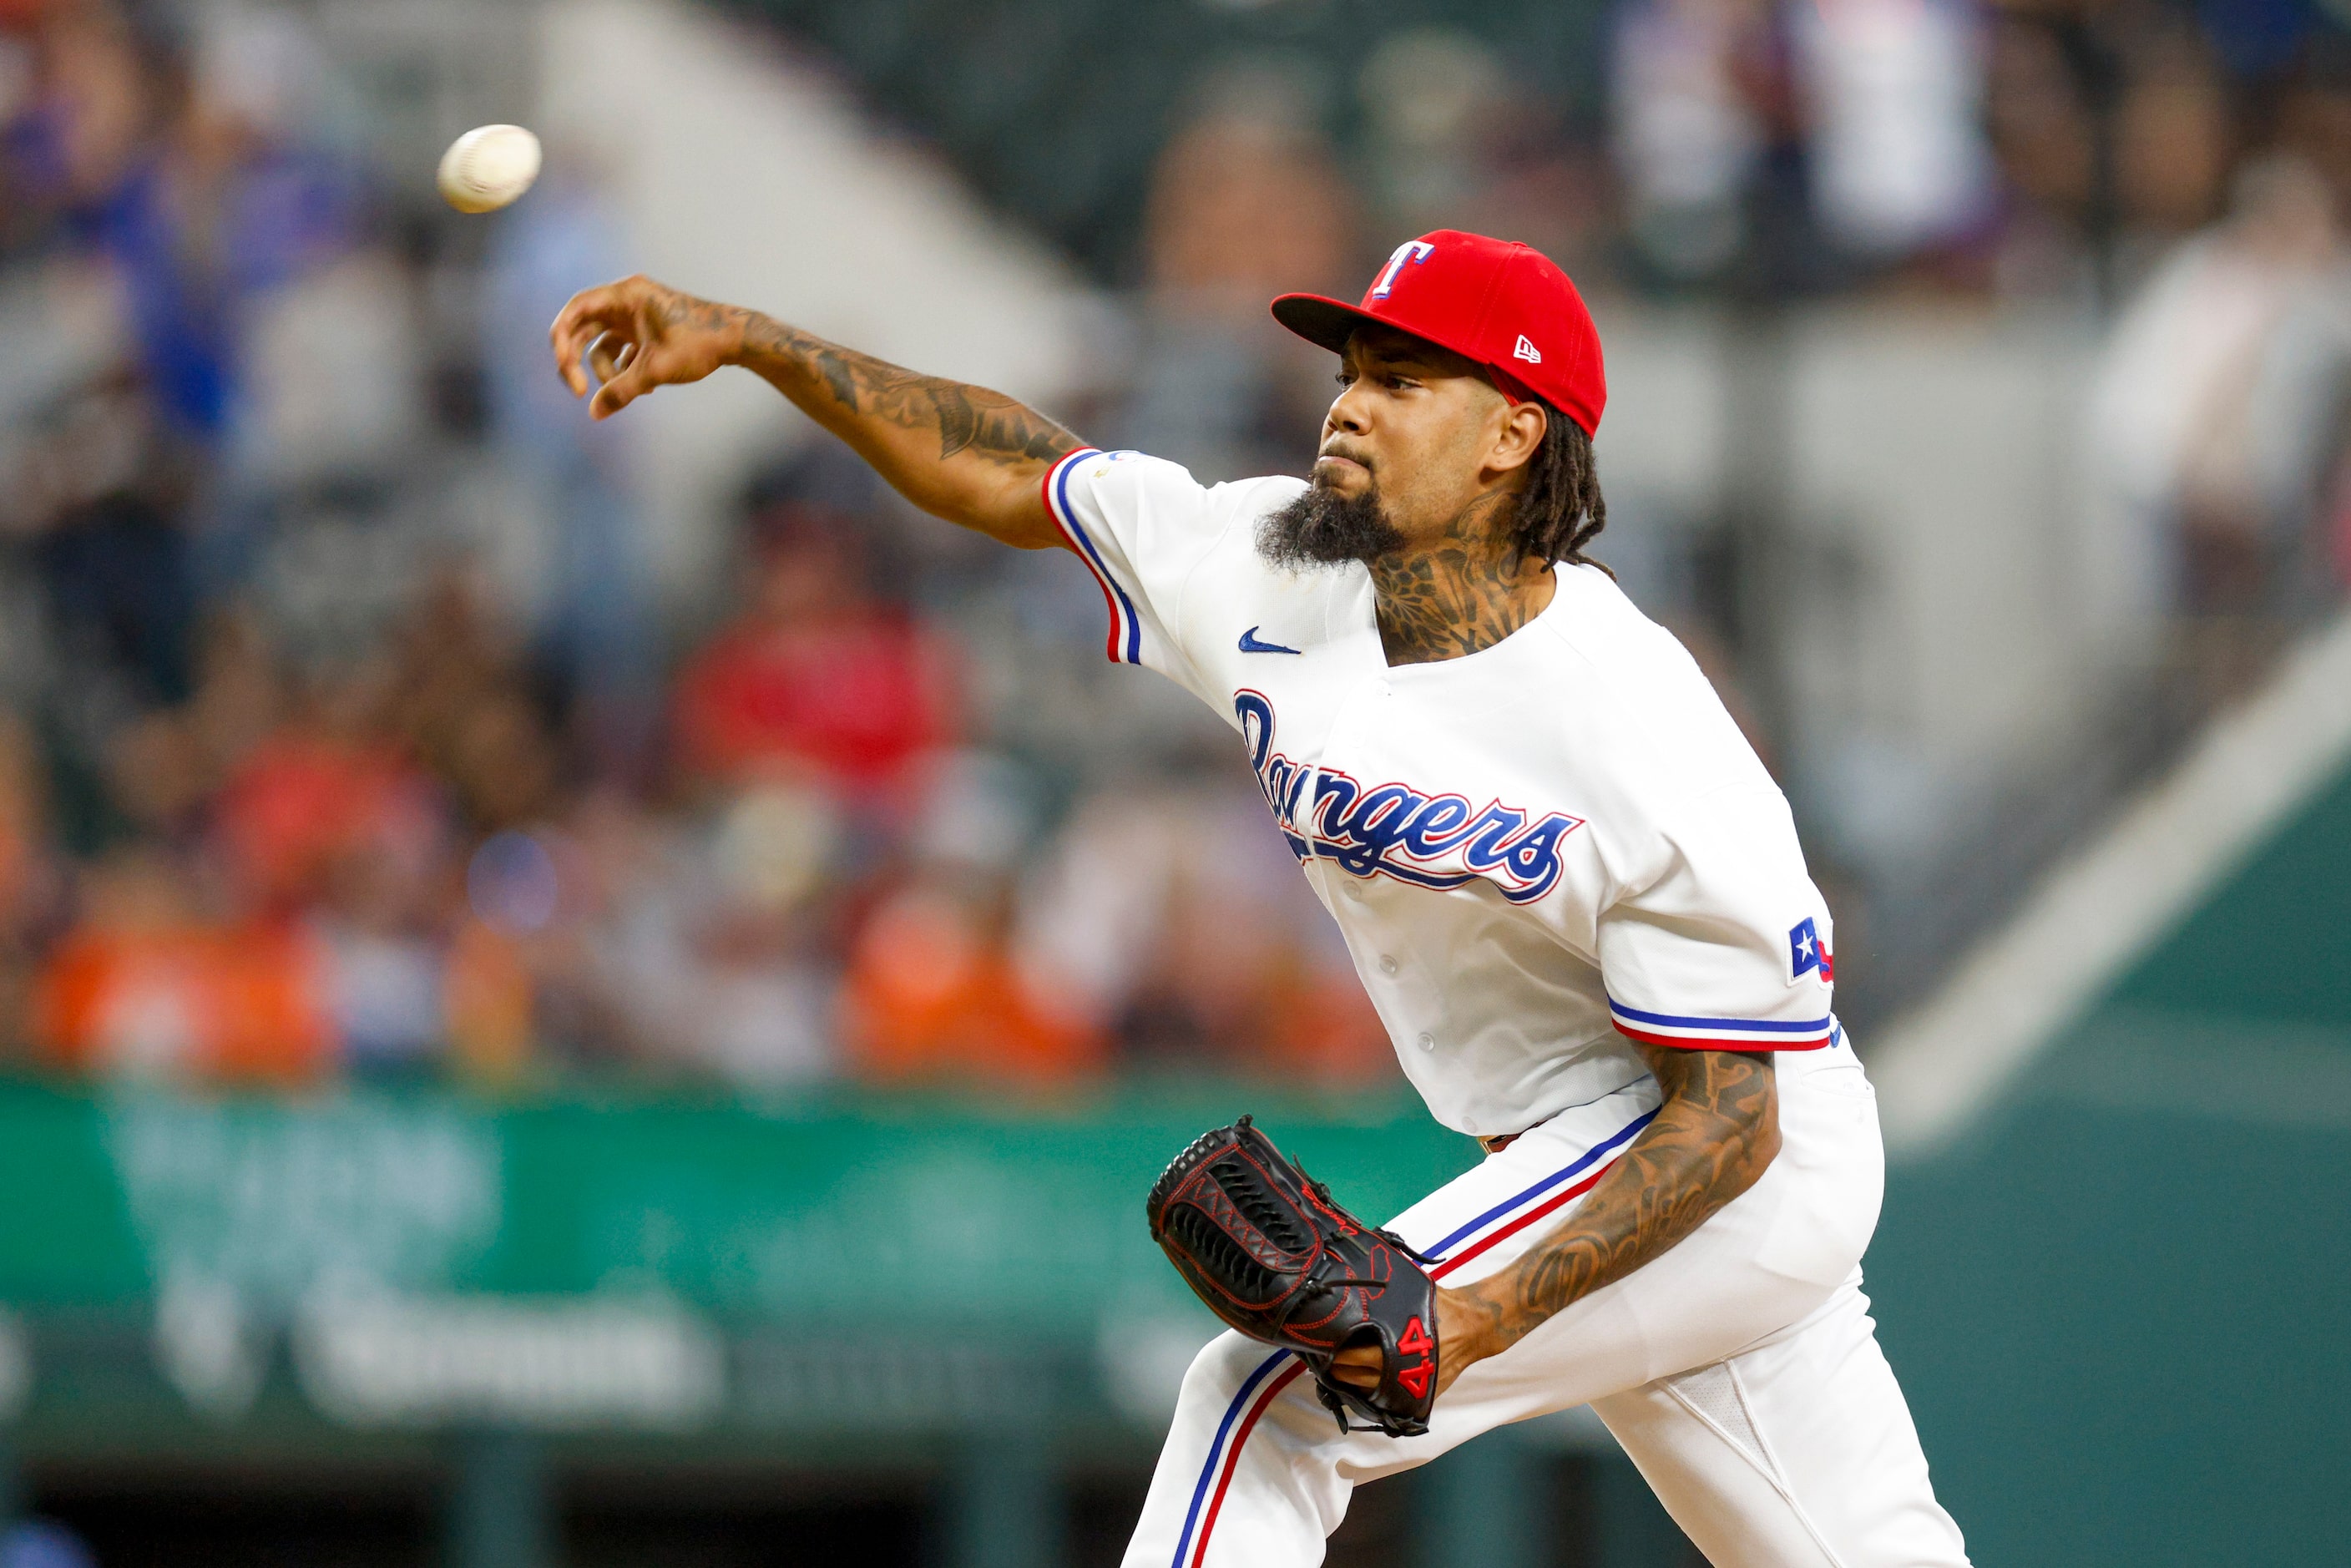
[589,368,649,419]
[552,297,609,397]
[587,335,635,387]
[588,306,667,420]
[550,279,646,398]
[551,274,728,419]
[1327,1345,1382,1392]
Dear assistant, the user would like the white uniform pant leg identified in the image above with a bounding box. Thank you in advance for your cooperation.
[1593,1274,1970,1568]
[1121,1048,1968,1568]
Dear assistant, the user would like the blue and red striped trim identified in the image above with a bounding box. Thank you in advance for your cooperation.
[1420,1109,1655,1260]
[1607,998,1835,1051]
[1041,447,1144,665]
[1165,1106,1652,1568]
[1170,1353,1307,1568]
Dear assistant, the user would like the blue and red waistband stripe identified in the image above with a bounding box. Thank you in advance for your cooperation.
[1606,998,1836,1052]
[1166,1105,1654,1568]
[1040,447,1144,665]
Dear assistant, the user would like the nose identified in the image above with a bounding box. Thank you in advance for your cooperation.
[1327,379,1372,438]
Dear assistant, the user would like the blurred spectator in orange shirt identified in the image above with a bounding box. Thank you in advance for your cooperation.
[33,847,333,1085]
[841,870,1101,1090]
[675,506,958,809]
[1014,779,1394,1085]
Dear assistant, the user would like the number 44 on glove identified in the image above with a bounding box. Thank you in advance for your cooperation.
[1146,1115,1441,1437]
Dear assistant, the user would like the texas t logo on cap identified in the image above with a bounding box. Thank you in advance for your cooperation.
[1370,240,1436,299]
[1272,230,1606,437]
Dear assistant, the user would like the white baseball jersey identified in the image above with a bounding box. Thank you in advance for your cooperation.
[1042,446,1840,1137]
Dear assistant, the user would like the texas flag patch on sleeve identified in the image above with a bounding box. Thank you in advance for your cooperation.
[1788,917,1834,985]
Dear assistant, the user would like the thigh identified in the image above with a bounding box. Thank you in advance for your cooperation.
[1122,1091,1671,1568]
[1591,1277,1972,1568]
[1344,1075,1858,1485]
[1358,1059,1886,1479]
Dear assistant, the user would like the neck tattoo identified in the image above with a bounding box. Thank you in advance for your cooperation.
[1370,493,1554,665]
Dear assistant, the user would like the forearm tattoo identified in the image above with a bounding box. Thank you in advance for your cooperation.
[1454,1047,1779,1358]
[1371,492,1552,665]
[719,302,1080,468]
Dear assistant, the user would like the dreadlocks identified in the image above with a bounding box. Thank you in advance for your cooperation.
[1509,402,1609,575]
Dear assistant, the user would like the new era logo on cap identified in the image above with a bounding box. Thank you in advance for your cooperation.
[1268,230,1607,436]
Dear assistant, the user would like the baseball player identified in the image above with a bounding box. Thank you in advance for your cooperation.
[551,229,1971,1566]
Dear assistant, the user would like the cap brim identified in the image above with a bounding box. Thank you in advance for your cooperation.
[1270,293,1388,356]
[1270,292,1503,389]
[1269,291,1550,416]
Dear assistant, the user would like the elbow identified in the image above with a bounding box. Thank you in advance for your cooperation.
[964,476,1074,552]
[1641,1043,1783,1205]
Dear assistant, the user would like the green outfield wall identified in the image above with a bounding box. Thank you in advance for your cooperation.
[1,1080,1475,1318]
[1867,761,2351,1567]
[0,1075,1479,1465]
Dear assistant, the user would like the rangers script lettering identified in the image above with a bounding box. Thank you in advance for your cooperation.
[1236,690,1581,903]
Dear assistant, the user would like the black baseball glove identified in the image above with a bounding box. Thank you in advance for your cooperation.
[1146,1115,1441,1437]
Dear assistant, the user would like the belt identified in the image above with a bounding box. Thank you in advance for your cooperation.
[1478,1105,1567,1155]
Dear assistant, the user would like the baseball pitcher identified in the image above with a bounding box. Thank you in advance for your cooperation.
[552,229,1970,1568]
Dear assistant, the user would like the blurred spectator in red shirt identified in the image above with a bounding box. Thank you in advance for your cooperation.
[675,508,958,808]
[210,665,437,914]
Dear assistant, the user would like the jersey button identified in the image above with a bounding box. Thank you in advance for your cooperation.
[1416,1032,1436,1052]
[1343,881,1365,903]
[1378,955,1398,975]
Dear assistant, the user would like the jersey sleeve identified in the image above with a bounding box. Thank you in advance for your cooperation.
[1595,784,1838,1051]
[1040,447,1249,700]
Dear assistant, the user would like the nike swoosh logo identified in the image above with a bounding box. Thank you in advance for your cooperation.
[1238,626,1302,655]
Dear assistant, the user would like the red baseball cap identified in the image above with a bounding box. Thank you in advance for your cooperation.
[1271,230,1606,436]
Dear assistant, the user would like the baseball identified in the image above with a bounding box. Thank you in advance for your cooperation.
[437,124,541,214]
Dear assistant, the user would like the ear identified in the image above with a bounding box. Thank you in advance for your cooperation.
[1486,398,1547,478]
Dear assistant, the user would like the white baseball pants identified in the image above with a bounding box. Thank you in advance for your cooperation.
[1123,1041,1972,1568]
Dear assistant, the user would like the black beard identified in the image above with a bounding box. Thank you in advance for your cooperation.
[1256,477,1406,569]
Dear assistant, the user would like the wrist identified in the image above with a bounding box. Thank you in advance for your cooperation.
[722,306,797,372]
[1433,1285,1500,1372]
[715,306,758,368]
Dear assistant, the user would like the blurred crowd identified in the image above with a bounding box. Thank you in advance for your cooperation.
[1077,0,2351,761]
[1,0,2349,1096]
[0,0,1392,1095]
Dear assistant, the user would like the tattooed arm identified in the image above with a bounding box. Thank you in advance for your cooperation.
[1330,1045,1780,1400]
[550,275,1082,550]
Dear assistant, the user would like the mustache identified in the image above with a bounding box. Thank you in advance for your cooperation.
[1315,443,1374,476]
